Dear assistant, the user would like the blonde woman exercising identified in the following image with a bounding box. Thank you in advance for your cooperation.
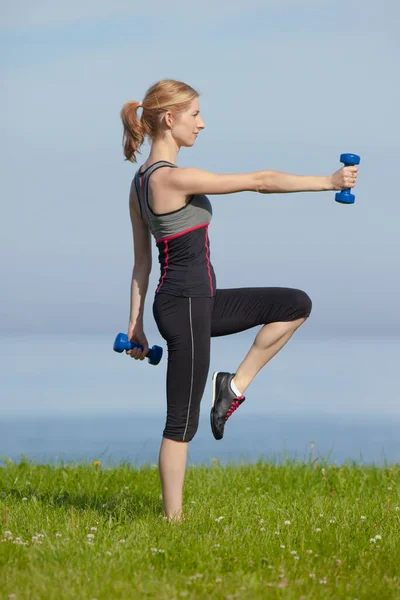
[120,79,358,522]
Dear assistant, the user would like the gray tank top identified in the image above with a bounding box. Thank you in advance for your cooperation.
[134,161,213,241]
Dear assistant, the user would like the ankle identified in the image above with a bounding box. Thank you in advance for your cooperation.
[231,376,245,396]
[164,510,184,523]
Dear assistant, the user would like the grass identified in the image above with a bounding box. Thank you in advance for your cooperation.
[1,457,399,599]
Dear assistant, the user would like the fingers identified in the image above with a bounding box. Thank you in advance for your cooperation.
[125,348,146,360]
[343,166,358,188]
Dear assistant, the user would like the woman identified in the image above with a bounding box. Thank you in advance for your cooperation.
[120,79,358,522]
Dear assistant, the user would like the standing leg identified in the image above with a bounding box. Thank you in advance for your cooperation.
[153,294,213,520]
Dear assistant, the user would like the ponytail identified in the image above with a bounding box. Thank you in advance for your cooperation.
[120,101,145,163]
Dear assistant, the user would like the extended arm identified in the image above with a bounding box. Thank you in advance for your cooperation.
[161,165,357,196]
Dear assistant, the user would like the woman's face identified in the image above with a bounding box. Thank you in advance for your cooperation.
[169,97,205,147]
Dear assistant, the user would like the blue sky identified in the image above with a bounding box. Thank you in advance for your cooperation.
[2,0,400,337]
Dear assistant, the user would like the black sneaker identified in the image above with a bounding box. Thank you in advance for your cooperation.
[210,372,245,440]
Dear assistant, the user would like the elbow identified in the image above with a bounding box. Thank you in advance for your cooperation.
[133,259,151,274]
[254,170,274,193]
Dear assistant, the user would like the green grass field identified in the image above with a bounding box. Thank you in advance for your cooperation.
[1,457,399,599]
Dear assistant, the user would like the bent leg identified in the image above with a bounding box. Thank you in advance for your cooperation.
[211,287,312,393]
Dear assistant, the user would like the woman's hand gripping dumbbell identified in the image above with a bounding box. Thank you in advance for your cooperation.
[113,327,163,366]
[332,153,361,204]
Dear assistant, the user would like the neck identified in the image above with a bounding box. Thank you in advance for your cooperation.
[147,137,179,166]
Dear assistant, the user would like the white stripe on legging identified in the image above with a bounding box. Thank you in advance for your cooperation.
[183,297,194,441]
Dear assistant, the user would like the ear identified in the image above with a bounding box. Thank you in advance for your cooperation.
[164,110,174,129]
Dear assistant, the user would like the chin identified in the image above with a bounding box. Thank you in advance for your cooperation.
[177,137,196,148]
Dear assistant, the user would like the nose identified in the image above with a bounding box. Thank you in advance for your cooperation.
[198,117,205,130]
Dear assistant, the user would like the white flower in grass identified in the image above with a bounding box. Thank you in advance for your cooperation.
[32,536,39,543]
[329,519,336,524]
[370,538,376,544]
[119,539,126,544]
[87,534,95,540]
[280,544,285,549]
[375,534,382,540]
[5,531,12,539]
[90,527,97,532]
[214,544,220,548]
[388,486,392,491]
[284,520,291,526]
[215,516,224,523]
[309,573,316,579]
[22,497,27,502]
[55,533,62,538]
[319,513,324,517]
[361,516,366,521]
[106,551,112,556]
[290,550,297,555]
[395,506,399,511]
[274,531,280,535]
[216,578,222,583]
[294,556,300,560]
[315,528,321,532]
[306,549,313,554]
[319,577,328,584]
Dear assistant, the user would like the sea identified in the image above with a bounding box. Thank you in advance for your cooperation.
[1,332,399,467]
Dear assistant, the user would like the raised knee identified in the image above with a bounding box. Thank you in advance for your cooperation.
[296,289,312,318]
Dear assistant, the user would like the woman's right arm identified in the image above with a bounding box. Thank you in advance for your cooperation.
[163,165,358,196]
[127,182,151,359]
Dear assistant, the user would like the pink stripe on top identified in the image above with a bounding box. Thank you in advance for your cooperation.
[156,239,169,293]
[204,226,214,296]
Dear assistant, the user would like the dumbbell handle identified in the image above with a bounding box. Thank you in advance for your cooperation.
[113,333,163,366]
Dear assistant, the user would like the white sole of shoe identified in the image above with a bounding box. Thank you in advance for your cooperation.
[212,371,220,408]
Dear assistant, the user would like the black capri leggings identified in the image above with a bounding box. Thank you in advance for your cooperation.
[153,287,312,442]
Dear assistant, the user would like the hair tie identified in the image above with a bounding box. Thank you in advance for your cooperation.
[138,101,143,107]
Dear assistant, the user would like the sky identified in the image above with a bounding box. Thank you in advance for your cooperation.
[2,0,400,340]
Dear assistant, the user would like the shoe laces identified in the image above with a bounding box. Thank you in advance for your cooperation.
[225,396,244,421]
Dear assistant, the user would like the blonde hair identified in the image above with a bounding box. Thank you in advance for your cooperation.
[120,79,199,163]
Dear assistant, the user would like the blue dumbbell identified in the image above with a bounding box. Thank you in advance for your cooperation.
[113,333,163,366]
[335,153,361,204]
